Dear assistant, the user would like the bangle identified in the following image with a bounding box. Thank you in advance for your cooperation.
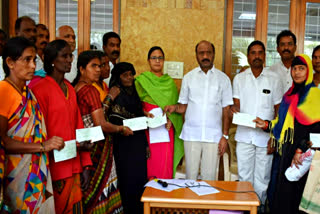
[295,150,303,154]
[108,94,114,100]
[40,142,45,152]
[83,166,90,170]
[263,121,269,130]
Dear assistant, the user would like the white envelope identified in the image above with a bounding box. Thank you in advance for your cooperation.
[232,112,256,128]
[54,140,77,163]
[310,133,320,148]
[123,116,148,131]
[76,126,105,143]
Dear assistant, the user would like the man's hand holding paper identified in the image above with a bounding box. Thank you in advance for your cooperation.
[232,112,256,128]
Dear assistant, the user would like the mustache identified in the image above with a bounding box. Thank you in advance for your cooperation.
[253,58,263,63]
[201,59,210,63]
[40,41,48,46]
[111,50,120,55]
[282,49,291,53]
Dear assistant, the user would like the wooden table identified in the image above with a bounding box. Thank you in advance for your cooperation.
[141,181,260,214]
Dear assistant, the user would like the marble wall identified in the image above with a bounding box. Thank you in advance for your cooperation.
[120,0,225,89]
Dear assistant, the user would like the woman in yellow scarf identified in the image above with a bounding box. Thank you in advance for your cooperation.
[255,54,320,214]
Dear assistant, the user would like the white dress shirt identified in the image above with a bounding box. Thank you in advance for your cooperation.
[65,54,78,83]
[178,66,233,143]
[103,61,114,85]
[233,68,283,147]
[269,61,292,94]
[35,54,43,71]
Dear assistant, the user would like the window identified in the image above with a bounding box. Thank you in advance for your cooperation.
[231,0,256,77]
[90,0,113,50]
[56,0,78,51]
[304,2,320,56]
[18,0,39,23]
[266,0,290,66]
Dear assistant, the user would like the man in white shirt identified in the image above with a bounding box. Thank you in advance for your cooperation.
[231,41,282,208]
[0,16,41,81]
[164,40,233,180]
[57,25,77,83]
[102,32,121,84]
[267,30,297,210]
[269,30,297,94]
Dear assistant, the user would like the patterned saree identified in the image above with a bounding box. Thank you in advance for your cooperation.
[3,86,55,213]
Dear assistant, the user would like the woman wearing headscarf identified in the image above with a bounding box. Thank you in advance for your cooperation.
[255,54,320,214]
[73,50,133,213]
[30,40,92,214]
[108,62,148,214]
[135,46,183,179]
[0,37,64,213]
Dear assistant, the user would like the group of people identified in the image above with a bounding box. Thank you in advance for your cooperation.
[0,16,185,214]
[0,15,320,214]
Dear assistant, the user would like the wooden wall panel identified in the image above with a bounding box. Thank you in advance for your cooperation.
[120,0,225,89]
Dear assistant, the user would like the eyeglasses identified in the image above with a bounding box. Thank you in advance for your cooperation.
[150,56,164,60]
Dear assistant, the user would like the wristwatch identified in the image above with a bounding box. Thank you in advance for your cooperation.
[223,134,229,140]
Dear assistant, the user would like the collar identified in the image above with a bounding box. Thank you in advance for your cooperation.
[245,67,266,78]
[198,65,215,74]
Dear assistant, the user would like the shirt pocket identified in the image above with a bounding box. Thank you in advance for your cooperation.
[208,85,221,106]
[261,89,272,109]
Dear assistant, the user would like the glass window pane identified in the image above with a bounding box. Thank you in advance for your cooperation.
[266,0,290,67]
[18,0,39,23]
[231,0,256,78]
[56,0,78,52]
[304,3,320,56]
[90,0,113,50]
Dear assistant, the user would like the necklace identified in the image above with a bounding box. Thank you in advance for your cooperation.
[5,78,23,95]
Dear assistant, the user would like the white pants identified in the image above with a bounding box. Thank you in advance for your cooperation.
[184,141,219,180]
[236,142,273,204]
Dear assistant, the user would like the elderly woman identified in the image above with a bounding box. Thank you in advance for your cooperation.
[30,40,92,214]
[73,50,132,213]
[0,37,64,213]
[108,62,148,214]
[135,46,183,179]
[255,54,320,214]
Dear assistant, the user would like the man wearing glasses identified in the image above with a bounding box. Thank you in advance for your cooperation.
[164,40,233,180]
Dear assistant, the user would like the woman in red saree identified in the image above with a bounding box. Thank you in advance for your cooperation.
[73,51,132,214]
[0,37,64,213]
[30,40,92,214]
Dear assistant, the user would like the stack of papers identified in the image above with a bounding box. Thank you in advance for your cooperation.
[145,179,219,196]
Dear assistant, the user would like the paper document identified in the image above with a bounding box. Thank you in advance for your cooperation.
[76,126,104,143]
[144,179,219,196]
[232,112,256,128]
[147,115,167,128]
[310,133,320,148]
[186,181,220,196]
[54,140,77,162]
[147,108,170,143]
[123,117,148,131]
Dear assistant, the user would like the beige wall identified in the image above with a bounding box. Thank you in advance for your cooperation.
[120,0,225,88]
